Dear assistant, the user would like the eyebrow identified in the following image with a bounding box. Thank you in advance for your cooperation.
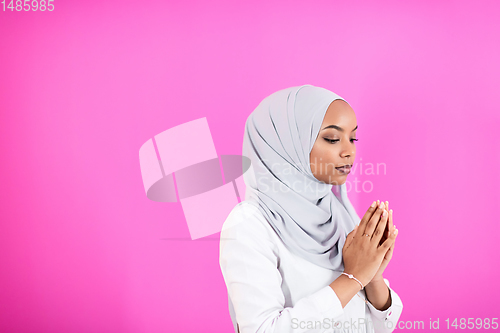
[321,124,358,132]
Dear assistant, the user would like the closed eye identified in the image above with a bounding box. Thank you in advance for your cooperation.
[324,138,359,144]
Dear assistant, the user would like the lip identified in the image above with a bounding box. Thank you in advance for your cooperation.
[335,165,352,174]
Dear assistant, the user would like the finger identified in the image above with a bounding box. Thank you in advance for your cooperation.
[387,202,393,232]
[384,242,395,261]
[363,201,386,240]
[380,202,390,246]
[356,201,378,237]
[378,226,397,254]
[372,207,389,245]
[379,228,388,247]
[383,201,390,229]
[344,225,358,249]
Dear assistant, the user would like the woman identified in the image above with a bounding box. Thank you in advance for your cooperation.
[219,85,403,333]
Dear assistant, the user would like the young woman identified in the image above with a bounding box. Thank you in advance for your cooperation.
[219,85,403,333]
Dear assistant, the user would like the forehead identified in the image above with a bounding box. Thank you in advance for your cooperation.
[321,99,356,126]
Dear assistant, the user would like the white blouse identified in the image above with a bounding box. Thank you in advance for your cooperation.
[219,201,403,333]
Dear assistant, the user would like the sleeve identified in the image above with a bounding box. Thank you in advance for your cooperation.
[365,278,403,333]
[219,208,345,333]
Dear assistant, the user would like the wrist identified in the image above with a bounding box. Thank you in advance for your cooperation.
[364,277,392,311]
[367,275,385,286]
[341,272,364,290]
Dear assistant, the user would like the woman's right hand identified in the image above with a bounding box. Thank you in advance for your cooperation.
[342,201,395,287]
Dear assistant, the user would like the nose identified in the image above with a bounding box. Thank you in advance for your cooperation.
[340,141,355,158]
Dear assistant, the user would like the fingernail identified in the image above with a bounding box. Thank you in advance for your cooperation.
[378,201,385,209]
[371,201,376,208]
[394,228,398,235]
[382,210,388,217]
[390,209,393,214]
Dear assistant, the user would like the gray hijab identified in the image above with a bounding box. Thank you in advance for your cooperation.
[242,84,361,271]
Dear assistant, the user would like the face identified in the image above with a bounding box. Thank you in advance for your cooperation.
[310,99,357,185]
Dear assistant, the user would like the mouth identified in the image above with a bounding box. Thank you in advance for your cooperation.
[335,164,352,174]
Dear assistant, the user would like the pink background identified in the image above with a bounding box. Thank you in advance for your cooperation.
[1,0,499,332]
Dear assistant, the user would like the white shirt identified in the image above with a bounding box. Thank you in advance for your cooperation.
[219,201,403,333]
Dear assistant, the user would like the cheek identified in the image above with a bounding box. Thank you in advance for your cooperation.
[310,146,325,173]
[313,150,339,173]
[311,147,325,165]
[317,145,339,162]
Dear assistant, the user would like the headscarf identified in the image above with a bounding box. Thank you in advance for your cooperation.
[242,84,361,271]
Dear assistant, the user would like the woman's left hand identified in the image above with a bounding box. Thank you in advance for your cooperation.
[369,201,398,283]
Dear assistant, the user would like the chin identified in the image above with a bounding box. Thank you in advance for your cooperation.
[325,177,346,186]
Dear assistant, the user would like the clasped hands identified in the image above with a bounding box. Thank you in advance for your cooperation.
[342,200,399,288]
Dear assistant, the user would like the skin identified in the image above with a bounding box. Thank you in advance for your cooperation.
[310,99,357,186]
[309,100,399,310]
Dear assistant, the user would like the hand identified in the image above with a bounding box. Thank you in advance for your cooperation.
[370,201,398,283]
[342,201,396,287]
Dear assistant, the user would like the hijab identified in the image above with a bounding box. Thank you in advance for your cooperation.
[242,84,361,271]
